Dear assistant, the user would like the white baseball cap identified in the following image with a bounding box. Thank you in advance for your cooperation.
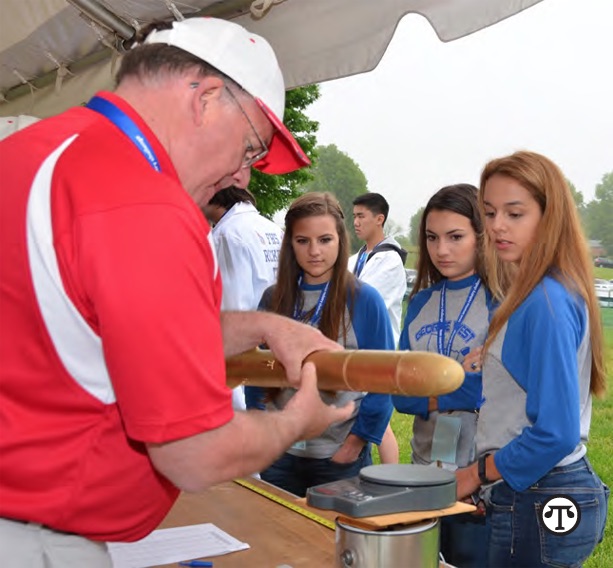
[144,17,310,174]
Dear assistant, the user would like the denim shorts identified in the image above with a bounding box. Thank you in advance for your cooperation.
[487,457,609,567]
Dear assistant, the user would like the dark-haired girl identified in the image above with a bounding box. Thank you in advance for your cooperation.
[393,184,492,567]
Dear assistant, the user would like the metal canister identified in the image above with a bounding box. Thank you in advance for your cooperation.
[336,518,440,568]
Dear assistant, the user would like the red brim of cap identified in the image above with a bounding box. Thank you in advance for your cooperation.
[253,99,311,175]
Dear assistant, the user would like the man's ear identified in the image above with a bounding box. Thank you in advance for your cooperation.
[376,213,385,227]
[190,76,225,126]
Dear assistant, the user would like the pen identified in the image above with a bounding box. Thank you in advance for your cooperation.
[178,562,213,567]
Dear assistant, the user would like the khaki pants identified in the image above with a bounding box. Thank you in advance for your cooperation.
[0,518,112,568]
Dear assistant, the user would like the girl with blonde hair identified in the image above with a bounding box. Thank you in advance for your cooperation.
[456,151,608,567]
[246,192,394,497]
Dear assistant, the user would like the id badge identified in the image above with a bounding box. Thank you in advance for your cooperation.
[430,413,462,466]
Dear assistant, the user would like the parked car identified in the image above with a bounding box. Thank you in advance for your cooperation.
[594,257,613,268]
[595,279,613,308]
[594,279,613,293]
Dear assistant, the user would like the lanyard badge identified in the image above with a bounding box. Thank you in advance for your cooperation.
[436,278,481,357]
[354,249,368,277]
[86,96,161,172]
[293,276,331,327]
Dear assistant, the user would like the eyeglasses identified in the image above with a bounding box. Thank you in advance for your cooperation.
[190,81,269,169]
[224,86,269,169]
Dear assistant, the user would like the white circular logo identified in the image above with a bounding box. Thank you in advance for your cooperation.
[540,495,581,535]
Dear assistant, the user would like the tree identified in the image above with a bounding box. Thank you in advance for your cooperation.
[302,144,369,251]
[395,233,412,255]
[585,171,613,255]
[567,178,587,227]
[408,207,425,246]
[385,219,411,266]
[567,179,584,209]
[384,218,405,239]
[249,85,320,217]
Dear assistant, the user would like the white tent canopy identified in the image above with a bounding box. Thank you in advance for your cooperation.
[0,0,543,117]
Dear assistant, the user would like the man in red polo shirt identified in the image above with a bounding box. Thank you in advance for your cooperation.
[0,18,352,567]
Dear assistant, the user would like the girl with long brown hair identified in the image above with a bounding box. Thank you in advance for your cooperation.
[246,192,394,497]
[393,183,491,568]
[456,151,608,567]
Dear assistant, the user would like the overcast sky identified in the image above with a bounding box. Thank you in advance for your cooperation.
[305,0,613,231]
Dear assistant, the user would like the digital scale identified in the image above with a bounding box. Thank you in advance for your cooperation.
[306,464,456,518]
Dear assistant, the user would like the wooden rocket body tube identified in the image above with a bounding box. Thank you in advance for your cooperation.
[226,349,464,396]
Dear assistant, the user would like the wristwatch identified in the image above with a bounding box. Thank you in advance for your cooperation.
[478,453,491,484]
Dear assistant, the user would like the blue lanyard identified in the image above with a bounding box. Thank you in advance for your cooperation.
[85,96,161,172]
[293,276,330,327]
[354,249,368,277]
[437,278,481,357]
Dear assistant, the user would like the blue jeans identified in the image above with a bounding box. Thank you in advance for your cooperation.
[487,457,609,567]
[441,512,488,568]
[261,444,372,497]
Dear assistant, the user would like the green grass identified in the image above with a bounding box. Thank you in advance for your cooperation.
[585,322,612,567]
[375,311,613,566]
[594,266,613,280]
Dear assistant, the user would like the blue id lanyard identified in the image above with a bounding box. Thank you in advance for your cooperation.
[354,249,368,277]
[293,276,330,327]
[85,96,161,172]
[437,278,481,357]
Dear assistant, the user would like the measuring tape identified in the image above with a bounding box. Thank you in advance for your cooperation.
[233,478,336,531]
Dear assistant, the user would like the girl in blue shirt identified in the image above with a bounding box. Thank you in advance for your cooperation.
[246,192,394,497]
[392,183,491,568]
[456,151,608,567]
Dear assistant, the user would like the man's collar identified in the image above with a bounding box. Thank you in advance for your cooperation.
[365,235,386,253]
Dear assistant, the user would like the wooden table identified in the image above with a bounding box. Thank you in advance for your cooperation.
[155,477,465,567]
[155,477,337,567]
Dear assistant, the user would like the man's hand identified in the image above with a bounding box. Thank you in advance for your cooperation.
[148,362,354,493]
[263,317,343,385]
[284,362,354,440]
[220,311,342,385]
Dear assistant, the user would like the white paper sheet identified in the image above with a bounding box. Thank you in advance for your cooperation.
[108,523,250,568]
